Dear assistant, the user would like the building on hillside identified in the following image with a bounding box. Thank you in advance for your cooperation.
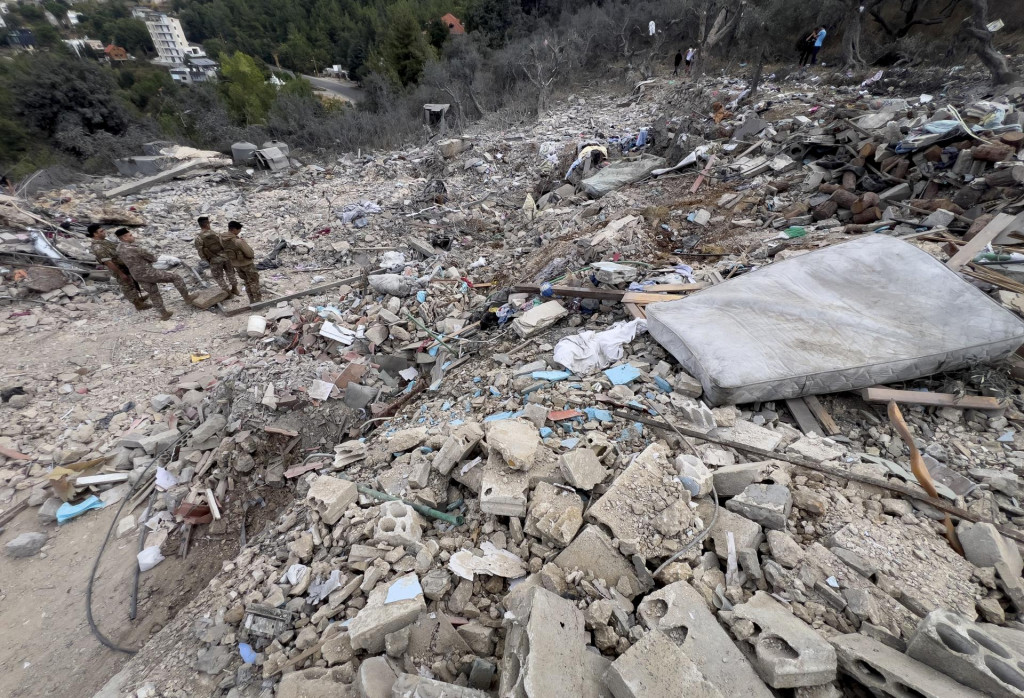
[105,44,130,62]
[170,56,219,83]
[7,28,35,48]
[441,13,465,34]
[138,10,204,65]
[67,10,82,25]
[64,37,103,56]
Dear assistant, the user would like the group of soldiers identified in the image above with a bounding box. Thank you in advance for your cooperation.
[86,217,262,321]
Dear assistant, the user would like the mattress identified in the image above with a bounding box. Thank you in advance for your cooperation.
[645,236,1024,405]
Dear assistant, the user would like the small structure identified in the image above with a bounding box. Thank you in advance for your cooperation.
[7,28,35,49]
[105,44,129,62]
[169,56,219,83]
[423,103,451,135]
[441,13,465,34]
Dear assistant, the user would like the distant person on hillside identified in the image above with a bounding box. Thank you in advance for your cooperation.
[685,46,698,76]
[673,49,683,75]
[797,29,815,66]
[811,25,827,65]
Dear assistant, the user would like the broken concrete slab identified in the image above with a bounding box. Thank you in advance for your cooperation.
[707,507,764,560]
[555,525,643,599]
[558,448,609,490]
[582,651,614,698]
[307,475,358,525]
[957,521,1023,575]
[139,429,180,455]
[387,426,427,452]
[433,422,483,475]
[391,674,487,697]
[525,481,583,547]
[675,454,713,497]
[485,418,540,470]
[103,158,225,199]
[276,668,353,698]
[731,591,837,688]
[787,434,847,462]
[725,483,792,530]
[499,587,585,698]
[358,656,398,698]
[637,581,773,698]
[712,461,774,497]
[348,574,425,654]
[603,628,724,698]
[190,286,230,310]
[512,301,568,338]
[479,456,530,517]
[715,421,783,452]
[191,413,227,444]
[907,608,1024,698]
[833,632,987,698]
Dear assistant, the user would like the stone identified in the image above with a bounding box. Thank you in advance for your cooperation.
[307,475,358,525]
[958,521,1023,575]
[190,286,230,309]
[197,645,231,675]
[421,568,451,601]
[486,419,540,470]
[582,651,614,698]
[907,608,1024,697]
[348,574,426,653]
[375,501,424,549]
[479,460,529,517]
[321,629,354,666]
[116,515,137,538]
[558,448,608,490]
[469,658,496,690]
[707,507,764,560]
[388,426,427,453]
[604,629,724,698]
[457,622,495,655]
[521,402,548,429]
[833,632,987,698]
[276,668,351,698]
[391,674,487,698]
[767,530,804,568]
[5,531,46,558]
[191,413,227,444]
[726,484,792,530]
[433,423,483,475]
[715,420,783,452]
[673,371,703,398]
[499,587,585,698]
[38,497,62,523]
[525,481,583,547]
[677,398,717,431]
[712,461,772,497]
[675,454,713,497]
[787,435,846,462]
[555,525,643,599]
[587,442,691,557]
[150,393,177,411]
[138,429,180,455]
[357,656,397,698]
[512,301,568,338]
[405,611,468,661]
[638,581,773,698]
[731,591,837,688]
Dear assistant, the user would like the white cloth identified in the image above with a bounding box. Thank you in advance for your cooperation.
[553,319,647,374]
[648,20,656,35]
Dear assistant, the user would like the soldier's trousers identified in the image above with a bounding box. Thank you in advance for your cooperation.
[135,271,190,313]
[235,264,262,303]
[113,265,144,305]
[209,259,236,292]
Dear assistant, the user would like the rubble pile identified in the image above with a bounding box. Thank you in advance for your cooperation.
[3,63,1024,698]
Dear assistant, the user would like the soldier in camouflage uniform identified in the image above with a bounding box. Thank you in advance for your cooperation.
[114,228,194,320]
[86,223,151,311]
[194,216,236,294]
[221,221,262,303]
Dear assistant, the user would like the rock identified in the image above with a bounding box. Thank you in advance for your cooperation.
[276,668,351,698]
[712,461,772,497]
[138,429,180,455]
[521,402,548,429]
[555,525,643,599]
[5,531,47,558]
[421,568,451,601]
[388,426,428,452]
[715,420,783,452]
[485,419,540,470]
[957,521,1023,575]
[499,587,585,698]
[307,475,358,525]
[558,448,609,490]
[787,434,846,461]
[348,574,425,653]
[457,622,495,655]
[116,515,137,538]
[191,413,226,444]
[708,508,764,560]
[37,497,62,523]
[675,454,713,497]
[725,484,792,530]
[767,530,804,568]
[512,301,568,338]
[357,656,397,698]
[525,481,583,547]
[196,645,231,675]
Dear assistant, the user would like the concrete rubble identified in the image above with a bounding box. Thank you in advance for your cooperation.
[0,61,1024,698]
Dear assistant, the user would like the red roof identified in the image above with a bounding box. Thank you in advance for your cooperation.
[441,13,464,34]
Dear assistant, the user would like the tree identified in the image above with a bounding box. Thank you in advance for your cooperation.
[382,3,434,85]
[218,51,277,125]
[109,18,154,54]
[514,34,567,115]
[960,0,1018,84]
[465,0,528,47]
[869,0,961,38]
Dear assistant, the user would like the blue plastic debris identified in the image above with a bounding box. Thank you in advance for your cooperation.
[583,407,613,423]
[532,370,572,382]
[57,495,104,524]
[473,389,482,398]
[442,401,452,411]
[484,411,516,422]
[450,419,464,427]
[385,574,423,604]
[654,376,672,393]
[488,386,501,397]
[561,438,580,449]
[539,427,553,438]
[239,643,258,664]
[604,364,641,385]
[416,290,427,303]
[473,377,482,383]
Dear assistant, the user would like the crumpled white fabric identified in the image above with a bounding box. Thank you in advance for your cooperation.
[553,319,647,374]
[338,201,382,224]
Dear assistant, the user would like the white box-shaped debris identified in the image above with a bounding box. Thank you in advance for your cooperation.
[646,236,1024,405]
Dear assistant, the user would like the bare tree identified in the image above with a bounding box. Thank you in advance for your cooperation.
[515,35,567,115]
[960,0,1018,84]
[869,0,961,38]
[690,0,748,60]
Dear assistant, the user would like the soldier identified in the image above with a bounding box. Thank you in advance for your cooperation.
[221,221,262,303]
[86,223,152,312]
[194,216,236,294]
[115,228,194,320]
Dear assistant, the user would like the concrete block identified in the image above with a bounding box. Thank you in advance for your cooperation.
[582,651,614,698]
[712,461,772,497]
[678,398,717,431]
[358,656,397,698]
[190,286,229,309]
[499,587,585,698]
[307,475,358,525]
[521,402,548,429]
[555,525,642,599]
[525,481,583,547]
[405,611,469,662]
[787,434,846,462]
[833,632,987,698]
[708,507,764,560]
[732,591,837,688]
[725,483,792,530]
[958,521,1023,575]
[348,574,425,654]
[391,674,487,697]
[603,629,724,698]
[767,530,804,568]
[139,429,180,455]
[486,418,540,470]
[191,413,227,444]
[375,501,424,549]
[558,448,609,490]
[637,581,773,698]
[276,668,351,698]
[715,420,783,452]
[588,442,692,557]
[512,301,568,338]
[388,426,427,452]
[675,454,713,497]
[479,460,529,517]
[433,422,483,475]
[907,608,1024,698]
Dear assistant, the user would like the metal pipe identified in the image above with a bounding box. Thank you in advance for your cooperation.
[356,484,465,526]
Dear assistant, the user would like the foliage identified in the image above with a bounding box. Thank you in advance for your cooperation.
[218,51,277,125]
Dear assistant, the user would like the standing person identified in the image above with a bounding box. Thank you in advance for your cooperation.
[797,29,814,66]
[673,49,683,75]
[86,223,151,312]
[194,216,236,294]
[685,46,698,76]
[115,228,194,320]
[811,26,827,65]
[221,221,262,303]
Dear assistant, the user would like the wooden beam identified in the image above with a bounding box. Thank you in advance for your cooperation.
[624,302,646,320]
[803,395,840,436]
[785,398,823,435]
[690,154,718,193]
[620,291,686,304]
[511,285,624,301]
[946,212,1017,270]
[860,387,1004,410]
[224,274,365,316]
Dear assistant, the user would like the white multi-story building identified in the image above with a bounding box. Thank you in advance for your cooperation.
[139,11,203,65]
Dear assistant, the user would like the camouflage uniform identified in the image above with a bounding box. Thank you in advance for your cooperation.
[117,240,192,315]
[194,229,236,293]
[221,233,262,303]
[90,238,148,309]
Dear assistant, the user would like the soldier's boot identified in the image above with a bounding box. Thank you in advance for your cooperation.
[159,310,174,321]
[229,286,240,296]
[133,299,153,311]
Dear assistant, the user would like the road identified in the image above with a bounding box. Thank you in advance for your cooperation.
[301,75,364,102]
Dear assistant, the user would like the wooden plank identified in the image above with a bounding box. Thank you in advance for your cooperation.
[624,302,646,320]
[964,264,1024,294]
[946,212,1017,270]
[785,398,823,435]
[690,154,718,193]
[75,473,130,486]
[803,395,840,436]
[511,284,623,301]
[620,291,686,304]
[860,387,1004,410]
[224,274,365,317]
[639,283,707,292]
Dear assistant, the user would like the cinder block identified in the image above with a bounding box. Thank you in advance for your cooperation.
[603,628,723,698]
[307,475,358,525]
[374,501,424,549]
[499,587,585,698]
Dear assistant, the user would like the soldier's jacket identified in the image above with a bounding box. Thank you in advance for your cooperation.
[116,241,160,280]
[195,229,227,263]
[220,234,255,267]
[90,238,122,265]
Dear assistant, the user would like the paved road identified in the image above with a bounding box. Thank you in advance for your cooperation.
[301,75,364,102]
